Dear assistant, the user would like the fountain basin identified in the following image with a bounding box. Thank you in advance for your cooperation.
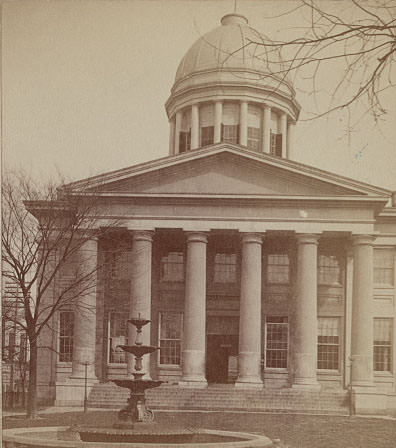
[3,426,274,447]
[117,345,158,357]
[111,379,163,393]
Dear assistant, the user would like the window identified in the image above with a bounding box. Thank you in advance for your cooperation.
[374,249,394,286]
[318,254,341,285]
[109,312,128,363]
[247,127,260,151]
[270,132,282,156]
[159,313,182,365]
[161,252,184,282]
[213,253,237,283]
[374,318,392,372]
[317,317,339,370]
[179,131,191,153]
[267,254,290,284]
[222,124,239,144]
[265,316,288,368]
[59,311,74,362]
[201,126,214,147]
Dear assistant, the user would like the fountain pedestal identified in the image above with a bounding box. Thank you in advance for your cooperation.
[111,316,162,429]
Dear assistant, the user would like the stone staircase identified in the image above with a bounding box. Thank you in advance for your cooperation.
[87,382,350,415]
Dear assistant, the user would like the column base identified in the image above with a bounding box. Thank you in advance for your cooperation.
[235,376,263,388]
[291,381,321,391]
[55,377,99,406]
[179,375,207,388]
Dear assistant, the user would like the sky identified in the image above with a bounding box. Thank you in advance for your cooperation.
[3,0,396,190]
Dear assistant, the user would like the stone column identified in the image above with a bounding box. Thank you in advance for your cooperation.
[169,118,176,155]
[292,234,320,389]
[128,230,154,378]
[174,110,182,154]
[286,121,294,159]
[214,101,223,144]
[262,105,271,153]
[239,101,248,146]
[351,235,375,387]
[280,112,287,157]
[191,104,200,150]
[180,232,208,386]
[71,238,98,379]
[236,233,263,387]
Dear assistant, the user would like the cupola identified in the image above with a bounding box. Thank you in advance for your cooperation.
[165,14,300,158]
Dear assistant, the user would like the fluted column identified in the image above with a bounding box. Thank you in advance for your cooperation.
[239,101,248,146]
[174,110,182,154]
[286,122,294,159]
[169,118,176,155]
[236,233,263,387]
[280,113,287,157]
[191,104,200,150]
[351,235,375,387]
[180,232,208,386]
[214,101,223,143]
[128,231,154,378]
[292,234,320,389]
[262,105,271,153]
[71,238,98,379]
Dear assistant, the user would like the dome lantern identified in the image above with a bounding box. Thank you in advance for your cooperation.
[165,13,301,159]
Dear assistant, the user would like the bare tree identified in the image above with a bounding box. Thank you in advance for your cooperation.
[1,170,115,418]
[247,0,396,121]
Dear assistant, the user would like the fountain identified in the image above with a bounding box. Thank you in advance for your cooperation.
[3,316,274,447]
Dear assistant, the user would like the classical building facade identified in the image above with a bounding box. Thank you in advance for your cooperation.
[34,14,396,414]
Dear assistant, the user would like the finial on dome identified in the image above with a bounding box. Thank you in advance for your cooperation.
[221,13,248,26]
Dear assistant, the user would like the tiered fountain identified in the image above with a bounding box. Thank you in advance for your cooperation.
[3,315,274,446]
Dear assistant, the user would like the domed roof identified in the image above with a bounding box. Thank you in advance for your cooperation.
[175,13,286,85]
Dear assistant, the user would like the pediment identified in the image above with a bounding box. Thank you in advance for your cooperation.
[69,145,390,199]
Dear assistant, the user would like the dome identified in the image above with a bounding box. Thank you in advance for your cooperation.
[175,13,288,86]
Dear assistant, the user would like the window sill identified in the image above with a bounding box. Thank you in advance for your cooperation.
[317,369,340,375]
[158,364,181,370]
[374,371,393,377]
[108,363,127,367]
[262,368,288,373]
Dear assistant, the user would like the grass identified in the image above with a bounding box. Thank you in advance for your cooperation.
[3,410,396,448]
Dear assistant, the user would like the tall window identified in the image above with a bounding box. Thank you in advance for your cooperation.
[374,249,394,286]
[317,317,339,370]
[247,127,260,151]
[161,252,184,282]
[222,124,239,144]
[179,131,191,153]
[159,313,182,365]
[318,254,341,285]
[265,316,288,368]
[109,312,128,364]
[266,254,290,284]
[213,253,237,283]
[374,318,392,372]
[59,311,74,362]
[201,126,214,147]
[270,132,282,156]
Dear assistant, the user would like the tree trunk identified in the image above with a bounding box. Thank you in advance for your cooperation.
[26,339,37,419]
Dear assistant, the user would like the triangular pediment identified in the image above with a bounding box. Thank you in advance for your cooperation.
[67,145,390,199]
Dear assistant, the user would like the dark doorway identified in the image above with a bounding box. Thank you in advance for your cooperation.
[206,335,238,383]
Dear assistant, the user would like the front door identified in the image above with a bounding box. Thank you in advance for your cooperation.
[206,335,238,383]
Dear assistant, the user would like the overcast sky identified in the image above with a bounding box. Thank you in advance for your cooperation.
[3,0,396,190]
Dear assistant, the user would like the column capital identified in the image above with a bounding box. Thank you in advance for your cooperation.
[351,234,376,246]
[241,232,263,245]
[262,104,271,111]
[131,230,155,243]
[295,233,320,246]
[186,231,208,244]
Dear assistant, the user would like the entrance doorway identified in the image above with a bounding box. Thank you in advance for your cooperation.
[206,334,238,383]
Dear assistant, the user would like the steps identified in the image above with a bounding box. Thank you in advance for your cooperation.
[87,382,350,415]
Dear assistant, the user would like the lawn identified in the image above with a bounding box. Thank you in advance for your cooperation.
[3,410,396,448]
